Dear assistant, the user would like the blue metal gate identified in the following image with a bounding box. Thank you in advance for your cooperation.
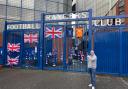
[4,22,41,69]
[22,30,40,68]
[43,24,88,72]
[120,29,128,75]
[94,27,128,75]
[41,9,92,72]
[6,30,22,67]
[43,25,65,70]
[94,28,120,74]
[66,25,88,72]
[3,9,128,75]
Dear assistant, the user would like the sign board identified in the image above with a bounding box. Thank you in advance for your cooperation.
[45,12,87,20]
[93,18,122,26]
[7,23,40,30]
[45,12,122,26]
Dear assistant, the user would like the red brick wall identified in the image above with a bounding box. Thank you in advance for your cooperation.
[116,0,128,24]
[125,0,128,15]
[116,1,119,15]
[124,0,128,24]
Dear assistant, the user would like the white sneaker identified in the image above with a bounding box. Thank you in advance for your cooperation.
[52,64,56,67]
[92,86,95,89]
[88,84,92,87]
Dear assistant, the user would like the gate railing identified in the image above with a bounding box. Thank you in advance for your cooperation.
[2,9,128,75]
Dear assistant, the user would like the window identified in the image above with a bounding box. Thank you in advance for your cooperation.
[35,0,46,11]
[0,5,6,18]
[35,11,42,20]
[47,1,58,12]
[22,0,34,9]
[7,6,21,20]
[0,0,6,5]
[59,4,64,12]
[119,0,125,7]
[8,0,21,7]
[22,9,34,21]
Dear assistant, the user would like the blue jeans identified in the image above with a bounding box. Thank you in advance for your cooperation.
[88,68,96,87]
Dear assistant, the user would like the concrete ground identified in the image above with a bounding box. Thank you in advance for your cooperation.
[0,68,128,89]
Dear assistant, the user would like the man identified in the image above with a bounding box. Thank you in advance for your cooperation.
[87,50,97,89]
[52,49,57,67]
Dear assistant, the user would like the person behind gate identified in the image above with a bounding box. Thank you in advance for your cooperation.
[87,50,97,89]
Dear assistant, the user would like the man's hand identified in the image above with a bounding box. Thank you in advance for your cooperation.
[87,55,90,59]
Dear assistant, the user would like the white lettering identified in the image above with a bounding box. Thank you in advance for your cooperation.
[45,12,87,20]
[27,24,32,29]
[7,24,40,30]
[94,20,99,26]
[7,18,122,30]
[93,18,122,26]
[19,24,22,29]
[22,24,27,29]
[115,18,121,25]
[101,20,106,26]
[107,19,113,26]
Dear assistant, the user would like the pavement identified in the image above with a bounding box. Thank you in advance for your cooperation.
[0,68,128,89]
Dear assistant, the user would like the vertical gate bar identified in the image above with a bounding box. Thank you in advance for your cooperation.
[20,30,24,66]
[88,9,93,51]
[3,21,7,65]
[63,24,67,71]
[119,27,123,75]
[85,24,88,53]
[37,30,40,68]
[92,31,94,50]
[39,13,45,70]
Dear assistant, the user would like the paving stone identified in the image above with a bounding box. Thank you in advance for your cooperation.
[0,69,128,89]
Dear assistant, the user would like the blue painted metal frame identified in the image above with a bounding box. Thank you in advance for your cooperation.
[44,10,90,15]
[45,15,128,23]
[4,21,41,69]
[20,29,24,66]
[92,15,128,75]
[3,21,7,65]
[93,26,128,76]
[119,27,123,75]
[42,10,91,72]
[63,23,67,71]
[6,30,23,67]
[40,13,45,69]
[3,9,128,75]
[88,9,93,51]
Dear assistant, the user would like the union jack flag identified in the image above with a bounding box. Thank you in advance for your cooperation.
[45,26,63,39]
[24,33,38,43]
[7,56,19,65]
[7,43,20,52]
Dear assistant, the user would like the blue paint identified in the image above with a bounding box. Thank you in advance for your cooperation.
[40,13,45,70]
[94,28,128,76]
[2,9,128,76]
[119,28,123,75]
[121,30,128,75]
[94,31,119,73]
[3,21,7,65]
[88,9,93,51]
[63,24,67,70]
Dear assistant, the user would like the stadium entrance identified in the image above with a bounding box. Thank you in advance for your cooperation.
[3,9,128,75]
